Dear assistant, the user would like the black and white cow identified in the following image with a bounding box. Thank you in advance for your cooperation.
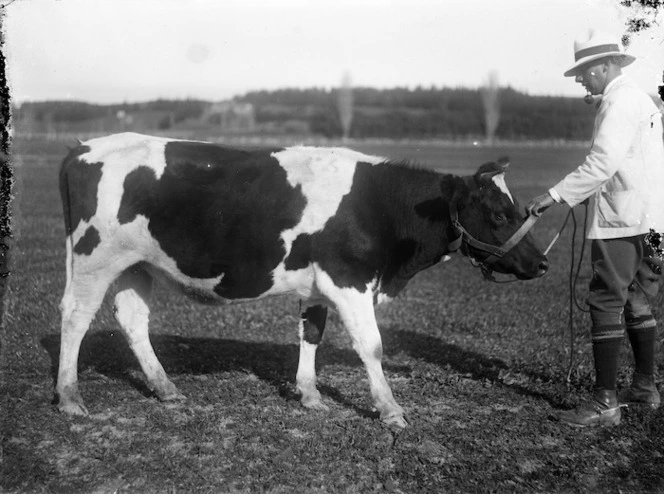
[57,132,548,427]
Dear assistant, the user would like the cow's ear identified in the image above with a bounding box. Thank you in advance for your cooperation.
[440,174,469,206]
[414,174,466,221]
[476,157,510,184]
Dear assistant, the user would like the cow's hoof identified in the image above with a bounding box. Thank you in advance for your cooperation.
[159,391,187,402]
[382,414,408,429]
[58,401,89,417]
[56,387,89,416]
[153,380,186,402]
[301,397,330,411]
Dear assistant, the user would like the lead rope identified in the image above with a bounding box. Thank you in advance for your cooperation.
[568,204,590,385]
[544,205,590,387]
[545,204,590,385]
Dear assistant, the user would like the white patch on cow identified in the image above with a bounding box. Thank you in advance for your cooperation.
[273,146,384,241]
[267,264,317,300]
[369,277,393,306]
[80,132,175,180]
[71,214,225,298]
[375,292,393,305]
[491,173,514,204]
[265,147,385,297]
[77,134,172,256]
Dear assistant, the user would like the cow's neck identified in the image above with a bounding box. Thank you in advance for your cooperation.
[365,162,459,297]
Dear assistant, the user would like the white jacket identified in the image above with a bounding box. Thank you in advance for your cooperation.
[551,75,664,239]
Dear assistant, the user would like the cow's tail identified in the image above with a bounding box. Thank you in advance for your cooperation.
[59,148,78,295]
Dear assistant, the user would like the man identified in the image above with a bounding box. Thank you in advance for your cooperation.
[526,29,664,427]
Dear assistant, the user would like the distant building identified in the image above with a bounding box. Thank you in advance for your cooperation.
[203,101,255,132]
[116,110,174,131]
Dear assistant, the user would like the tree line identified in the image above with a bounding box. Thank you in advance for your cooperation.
[13,86,607,141]
[238,86,599,140]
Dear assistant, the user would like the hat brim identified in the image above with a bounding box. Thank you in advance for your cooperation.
[563,52,636,77]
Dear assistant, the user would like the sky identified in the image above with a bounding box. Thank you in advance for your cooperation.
[4,0,664,105]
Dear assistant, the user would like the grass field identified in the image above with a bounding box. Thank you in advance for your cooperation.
[3,135,664,493]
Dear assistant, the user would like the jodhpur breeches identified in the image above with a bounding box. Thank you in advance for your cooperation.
[588,234,661,339]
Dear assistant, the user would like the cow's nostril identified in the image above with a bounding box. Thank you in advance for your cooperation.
[538,260,549,273]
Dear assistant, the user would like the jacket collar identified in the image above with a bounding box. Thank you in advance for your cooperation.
[594,75,630,109]
[602,74,628,96]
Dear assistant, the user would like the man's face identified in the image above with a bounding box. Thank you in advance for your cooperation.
[574,61,606,95]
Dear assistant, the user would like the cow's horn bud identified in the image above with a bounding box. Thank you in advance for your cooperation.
[497,157,510,169]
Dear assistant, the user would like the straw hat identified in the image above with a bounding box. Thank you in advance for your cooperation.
[564,29,636,77]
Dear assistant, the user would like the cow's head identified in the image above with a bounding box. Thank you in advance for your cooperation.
[442,158,548,280]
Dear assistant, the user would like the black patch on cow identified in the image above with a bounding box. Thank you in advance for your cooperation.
[74,225,101,255]
[285,233,312,271]
[414,197,447,222]
[294,161,449,295]
[59,146,103,236]
[393,238,418,266]
[301,305,327,345]
[117,141,306,299]
[117,166,159,224]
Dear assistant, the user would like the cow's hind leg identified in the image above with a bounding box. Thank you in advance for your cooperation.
[296,304,329,410]
[113,266,184,402]
[57,272,115,416]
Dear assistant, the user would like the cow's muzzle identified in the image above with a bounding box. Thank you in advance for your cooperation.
[448,203,546,282]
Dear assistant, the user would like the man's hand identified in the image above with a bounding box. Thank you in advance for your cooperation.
[525,193,555,217]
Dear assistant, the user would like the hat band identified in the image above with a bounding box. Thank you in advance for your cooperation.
[574,43,620,61]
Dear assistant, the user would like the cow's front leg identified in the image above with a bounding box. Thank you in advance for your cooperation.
[296,304,329,410]
[320,279,406,427]
[341,292,405,427]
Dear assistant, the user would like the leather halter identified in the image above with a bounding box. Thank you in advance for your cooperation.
[448,201,540,282]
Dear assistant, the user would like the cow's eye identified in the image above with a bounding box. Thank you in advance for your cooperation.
[493,212,508,224]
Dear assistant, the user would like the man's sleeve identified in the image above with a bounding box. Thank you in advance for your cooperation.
[552,95,639,208]
[548,187,563,204]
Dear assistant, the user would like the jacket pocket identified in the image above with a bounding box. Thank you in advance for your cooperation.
[597,190,642,228]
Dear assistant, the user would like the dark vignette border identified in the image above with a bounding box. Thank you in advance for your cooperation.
[0,10,15,337]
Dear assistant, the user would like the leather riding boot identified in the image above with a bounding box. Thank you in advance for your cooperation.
[619,373,660,409]
[555,388,621,428]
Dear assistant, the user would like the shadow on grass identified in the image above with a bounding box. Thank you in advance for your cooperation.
[40,327,524,412]
[382,328,576,408]
[381,327,508,381]
[41,327,509,380]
